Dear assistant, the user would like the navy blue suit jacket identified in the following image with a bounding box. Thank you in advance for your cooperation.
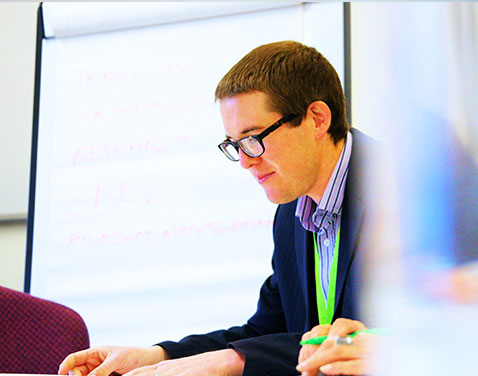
[159,129,377,375]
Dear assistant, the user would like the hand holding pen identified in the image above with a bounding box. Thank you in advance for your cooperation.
[301,327,389,345]
[296,318,386,376]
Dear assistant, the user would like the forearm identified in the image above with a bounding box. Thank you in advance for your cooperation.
[125,348,245,376]
[156,330,300,376]
[157,325,261,359]
[150,345,170,362]
[219,349,246,376]
[230,332,302,376]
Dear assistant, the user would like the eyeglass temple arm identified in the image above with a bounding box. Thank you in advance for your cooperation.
[259,114,297,139]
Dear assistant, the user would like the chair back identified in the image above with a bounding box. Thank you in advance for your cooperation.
[0,286,90,374]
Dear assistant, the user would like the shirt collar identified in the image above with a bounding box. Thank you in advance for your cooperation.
[295,132,353,232]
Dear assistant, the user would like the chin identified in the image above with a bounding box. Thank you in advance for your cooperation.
[263,188,296,205]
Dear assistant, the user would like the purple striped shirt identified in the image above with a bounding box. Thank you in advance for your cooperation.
[295,132,353,303]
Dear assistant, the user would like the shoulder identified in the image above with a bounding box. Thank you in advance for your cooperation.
[350,128,382,160]
[274,200,297,223]
[346,128,385,202]
[350,128,384,174]
[272,200,298,237]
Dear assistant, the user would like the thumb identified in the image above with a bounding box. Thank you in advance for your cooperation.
[89,359,118,376]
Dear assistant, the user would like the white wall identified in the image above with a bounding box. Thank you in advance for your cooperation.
[2,2,476,293]
[350,3,393,140]
[0,2,37,219]
[0,223,27,290]
[0,2,38,291]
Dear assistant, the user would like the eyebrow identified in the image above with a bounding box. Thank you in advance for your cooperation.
[225,125,264,140]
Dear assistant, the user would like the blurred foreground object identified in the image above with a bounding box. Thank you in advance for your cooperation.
[355,2,478,375]
[425,261,478,303]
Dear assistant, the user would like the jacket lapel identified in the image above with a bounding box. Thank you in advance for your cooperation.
[334,129,368,313]
[295,218,318,328]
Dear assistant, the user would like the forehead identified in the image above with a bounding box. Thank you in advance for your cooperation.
[219,91,280,137]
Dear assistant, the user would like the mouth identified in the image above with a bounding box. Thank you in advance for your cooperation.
[256,172,274,184]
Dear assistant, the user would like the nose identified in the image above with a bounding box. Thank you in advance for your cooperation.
[238,149,260,169]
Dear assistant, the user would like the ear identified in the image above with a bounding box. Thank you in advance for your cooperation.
[307,101,332,140]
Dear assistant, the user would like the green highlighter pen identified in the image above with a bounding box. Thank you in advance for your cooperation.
[300,328,389,345]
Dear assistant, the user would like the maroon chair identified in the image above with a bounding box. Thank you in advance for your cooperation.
[0,286,90,374]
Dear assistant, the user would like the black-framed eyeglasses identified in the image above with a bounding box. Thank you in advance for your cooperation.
[218,113,297,162]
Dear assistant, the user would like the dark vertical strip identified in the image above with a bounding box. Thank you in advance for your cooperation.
[24,3,45,293]
[343,2,352,125]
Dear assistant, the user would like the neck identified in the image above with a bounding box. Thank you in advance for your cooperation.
[308,136,345,204]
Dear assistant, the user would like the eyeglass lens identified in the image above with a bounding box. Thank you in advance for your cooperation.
[240,137,263,157]
[222,137,264,161]
[221,143,240,161]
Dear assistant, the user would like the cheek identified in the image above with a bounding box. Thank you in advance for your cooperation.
[262,131,315,176]
[269,146,310,178]
[283,146,319,184]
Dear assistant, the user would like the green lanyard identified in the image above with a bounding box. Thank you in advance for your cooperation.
[313,227,340,325]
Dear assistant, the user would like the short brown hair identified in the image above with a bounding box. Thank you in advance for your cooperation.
[215,41,349,143]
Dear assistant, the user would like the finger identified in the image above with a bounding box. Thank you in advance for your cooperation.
[300,371,319,376]
[352,333,375,347]
[124,364,159,376]
[88,358,119,376]
[352,332,382,359]
[301,324,332,342]
[298,347,306,364]
[123,366,148,376]
[314,333,335,352]
[297,342,362,372]
[301,331,313,341]
[319,359,370,375]
[59,350,94,375]
[312,324,331,337]
[300,324,333,363]
[69,366,90,376]
[299,334,336,370]
[298,347,307,364]
[298,344,319,364]
[328,318,367,338]
[68,368,82,376]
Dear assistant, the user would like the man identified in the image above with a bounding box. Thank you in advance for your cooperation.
[60,41,377,376]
